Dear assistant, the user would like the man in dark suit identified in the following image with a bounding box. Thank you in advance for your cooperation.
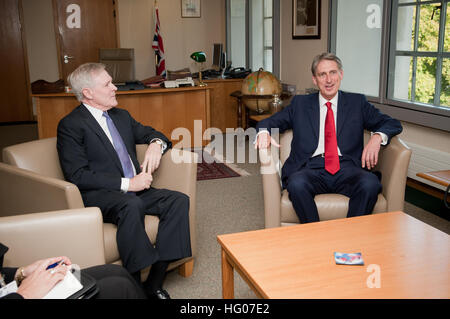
[255,53,402,223]
[57,63,192,299]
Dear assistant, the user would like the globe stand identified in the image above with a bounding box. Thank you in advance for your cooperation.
[230,91,292,128]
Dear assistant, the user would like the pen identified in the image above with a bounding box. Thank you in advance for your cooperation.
[46,260,64,270]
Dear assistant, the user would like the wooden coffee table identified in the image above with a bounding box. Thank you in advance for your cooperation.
[217,212,450,299]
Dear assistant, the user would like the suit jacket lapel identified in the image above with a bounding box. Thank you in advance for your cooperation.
[307,93,320,142]
[337,91,348,139]
[79,105,124,174]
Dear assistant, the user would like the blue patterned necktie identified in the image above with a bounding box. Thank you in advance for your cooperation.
[103,111,134,178]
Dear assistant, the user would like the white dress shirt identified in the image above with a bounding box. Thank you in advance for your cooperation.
[312,94,341,157]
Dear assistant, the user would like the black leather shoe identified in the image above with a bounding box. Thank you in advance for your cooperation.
[147,289,171,300]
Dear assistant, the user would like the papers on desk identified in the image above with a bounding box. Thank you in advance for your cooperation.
[43,269,83,299]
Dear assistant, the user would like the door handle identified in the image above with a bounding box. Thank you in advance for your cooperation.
[63,54,74,64]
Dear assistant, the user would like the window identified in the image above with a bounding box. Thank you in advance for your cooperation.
[330,0,449,131]
[227,0,246,68]
[226,0,279,75]
[389,0,449,108]
[249,0,273,72]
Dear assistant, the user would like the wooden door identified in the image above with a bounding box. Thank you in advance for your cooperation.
[0,0,32,122]
[53,0,118,82]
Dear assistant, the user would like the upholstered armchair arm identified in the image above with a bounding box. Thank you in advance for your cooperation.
[0,208,106,269]
[153,149,198,195]
[259,147,282,228]
[375,136,412,212]
[136,146,197,192]
[0,163,84,217]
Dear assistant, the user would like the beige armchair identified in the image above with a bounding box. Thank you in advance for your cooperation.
[1,137,197,278]
[259,130,412,228]
[0,208,105,269]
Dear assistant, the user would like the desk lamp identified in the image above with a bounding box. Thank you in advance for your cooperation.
[190,51,207,87]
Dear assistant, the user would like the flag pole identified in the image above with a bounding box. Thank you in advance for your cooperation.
[154,0,157,74]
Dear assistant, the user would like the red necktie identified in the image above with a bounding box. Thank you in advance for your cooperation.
[324,101,340,174]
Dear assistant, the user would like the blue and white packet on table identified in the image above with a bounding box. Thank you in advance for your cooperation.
[334,252,364,265]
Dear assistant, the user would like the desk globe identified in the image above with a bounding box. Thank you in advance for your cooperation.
[241,68,282,113]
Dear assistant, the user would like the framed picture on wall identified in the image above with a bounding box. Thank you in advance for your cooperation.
[292,0,321,39]
[181,0,201,18]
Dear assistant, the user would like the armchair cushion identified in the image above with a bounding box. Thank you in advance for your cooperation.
[0,208,106,269]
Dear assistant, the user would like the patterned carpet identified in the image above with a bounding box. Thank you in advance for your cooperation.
[193,149,248,181]
[197,160,240,180]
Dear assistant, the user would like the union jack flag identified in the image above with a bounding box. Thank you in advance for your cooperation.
[152,5,166,77]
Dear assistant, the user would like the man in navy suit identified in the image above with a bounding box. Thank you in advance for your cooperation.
[57,63,191,299]
[255,53,402,223]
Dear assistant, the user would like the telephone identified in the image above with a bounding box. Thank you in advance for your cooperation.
[228,67,251,79]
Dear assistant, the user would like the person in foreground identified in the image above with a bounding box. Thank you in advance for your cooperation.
[0,243,146,299]
[57,63,192,299]
[255,52,402,223]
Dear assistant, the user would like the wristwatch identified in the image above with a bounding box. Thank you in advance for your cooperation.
[14,267,26,286]
[150,139,165,154]
[152,139,163,146]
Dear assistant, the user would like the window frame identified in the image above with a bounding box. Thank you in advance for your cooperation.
[263,0,274,71]
[329,0,450,132]
[226,0,280,78]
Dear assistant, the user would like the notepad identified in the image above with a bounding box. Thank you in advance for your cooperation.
[43,269,83,299]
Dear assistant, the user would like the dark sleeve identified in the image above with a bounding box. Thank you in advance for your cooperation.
[1,293,24,299]
[361,95,402,143]
[2,267,18,283]
[129,112,173,151]
[0,292,24,299]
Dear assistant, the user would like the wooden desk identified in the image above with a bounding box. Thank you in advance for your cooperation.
[203,78,243,131]
[217,212,450,299]
[33,86,211,148]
